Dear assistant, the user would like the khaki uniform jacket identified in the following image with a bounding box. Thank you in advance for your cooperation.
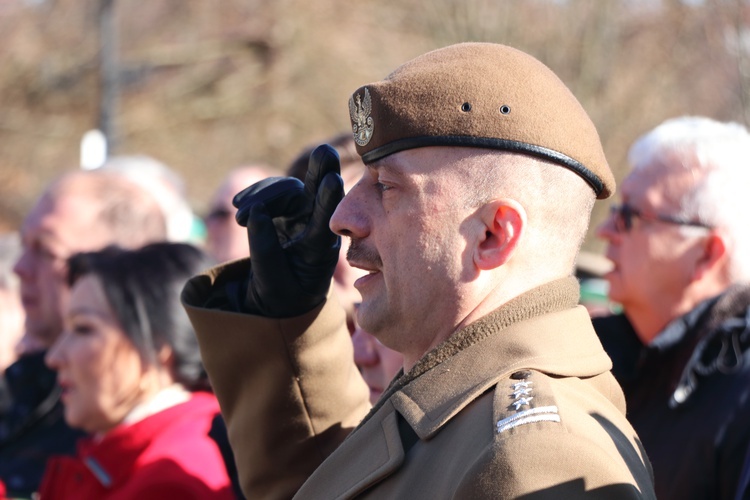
[182,260,655,499]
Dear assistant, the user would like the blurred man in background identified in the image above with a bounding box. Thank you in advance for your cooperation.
[100,154,201,245]
[204,165,277,264]
[0,169,167,497]
[595,116,750,500]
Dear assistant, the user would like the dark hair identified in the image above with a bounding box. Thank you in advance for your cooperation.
[286,132,361,181]
[67,243,211,391]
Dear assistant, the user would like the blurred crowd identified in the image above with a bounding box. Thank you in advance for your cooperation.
[0,132,403,500]
[3,89,750,499]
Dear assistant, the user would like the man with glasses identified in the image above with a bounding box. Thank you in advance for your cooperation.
[0,170,167,497]
[595,116,750,500]
[204,165,277,264]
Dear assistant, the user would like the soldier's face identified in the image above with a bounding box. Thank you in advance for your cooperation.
[330,147,477,368]
[332,161,370,324]
[205,169,272,264]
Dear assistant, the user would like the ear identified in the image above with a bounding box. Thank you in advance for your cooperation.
[156,344,175,371]
[692,231,727,281]
[474,199,526,271]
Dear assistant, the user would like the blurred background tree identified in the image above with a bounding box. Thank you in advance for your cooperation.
[1,0,749,251]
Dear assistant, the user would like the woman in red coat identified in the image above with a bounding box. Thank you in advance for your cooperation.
[39,243,235,499]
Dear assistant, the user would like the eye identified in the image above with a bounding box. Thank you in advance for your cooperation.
[367,167,395,195]
[375,181,393,193]
[72,322,95,336]
[29,241,58,261]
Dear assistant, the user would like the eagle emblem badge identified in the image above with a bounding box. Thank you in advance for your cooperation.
[349,88,374,146]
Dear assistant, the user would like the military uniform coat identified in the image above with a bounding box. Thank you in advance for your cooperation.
[182,260,655,499]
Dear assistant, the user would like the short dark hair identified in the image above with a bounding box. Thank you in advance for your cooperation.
[67,242,211,391]
[286,132,360,182]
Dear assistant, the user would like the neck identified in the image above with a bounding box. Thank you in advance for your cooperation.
[404,276,579,373]
[121,384,190,426]
[624,307,675,345]
[461,268,570,327]
[361,276,580,433]
[625,281,730,344]
[401,271,572,371]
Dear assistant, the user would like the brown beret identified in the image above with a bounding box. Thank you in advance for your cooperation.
[348,43,614,199]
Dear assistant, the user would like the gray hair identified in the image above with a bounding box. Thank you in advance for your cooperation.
[628,116,750,281]
[49,170,168,248]
[100,155,196,243]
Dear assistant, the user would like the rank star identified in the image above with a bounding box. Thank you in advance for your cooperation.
[512,397,533,410]
[512,381,533,391]
[512,388,533,398]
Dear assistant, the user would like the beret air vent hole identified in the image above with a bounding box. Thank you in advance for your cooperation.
[461,102,472,112]
[500,105,511,115]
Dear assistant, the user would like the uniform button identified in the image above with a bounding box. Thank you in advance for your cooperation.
[510,370,532,380]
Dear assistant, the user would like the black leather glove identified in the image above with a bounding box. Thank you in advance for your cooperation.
[232,144,344,317]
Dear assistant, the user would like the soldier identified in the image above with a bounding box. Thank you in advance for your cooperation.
[183,43,656,499]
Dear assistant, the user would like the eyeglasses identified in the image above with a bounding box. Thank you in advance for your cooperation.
[21,240,70,265]
[204,207,233,223]
[609,203,712,233]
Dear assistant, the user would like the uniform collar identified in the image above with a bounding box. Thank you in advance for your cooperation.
[297,278,613,499]
[386,277,611,439]
[359,277,583,425]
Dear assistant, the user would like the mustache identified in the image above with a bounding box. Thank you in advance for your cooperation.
[347,238,383,268]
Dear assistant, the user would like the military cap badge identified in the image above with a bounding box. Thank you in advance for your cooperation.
[349,88,374,146]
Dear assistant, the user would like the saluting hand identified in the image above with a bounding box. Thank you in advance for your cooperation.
[233,144,344,317]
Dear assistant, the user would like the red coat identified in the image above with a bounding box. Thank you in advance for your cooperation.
[39,392,234,500]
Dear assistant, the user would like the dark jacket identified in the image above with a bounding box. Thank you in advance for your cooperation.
[594,285,750,500]
[0,351,83,498]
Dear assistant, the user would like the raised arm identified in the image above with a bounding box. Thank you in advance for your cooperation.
[182,145,370,498]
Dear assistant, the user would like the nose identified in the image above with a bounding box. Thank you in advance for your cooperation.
[44,332,67,371]
[352,326,378,367]
[595,210,619,242]
[13,249,34,282]
[329,181,369,240]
